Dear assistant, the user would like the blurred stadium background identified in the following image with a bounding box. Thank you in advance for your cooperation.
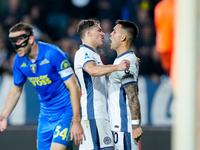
[0,0,199,150]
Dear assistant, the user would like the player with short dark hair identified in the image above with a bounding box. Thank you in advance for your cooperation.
[108,20,143,149]
[0,22,85,150]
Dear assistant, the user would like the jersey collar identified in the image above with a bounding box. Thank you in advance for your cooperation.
[80,44,97,53]
[116,49,133,59]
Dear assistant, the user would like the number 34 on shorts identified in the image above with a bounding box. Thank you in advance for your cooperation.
[54,126,70,141]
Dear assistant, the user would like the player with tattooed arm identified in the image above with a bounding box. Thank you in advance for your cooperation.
[108,20,143,150]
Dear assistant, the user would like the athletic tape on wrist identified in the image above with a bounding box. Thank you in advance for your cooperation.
[131,120,140,125]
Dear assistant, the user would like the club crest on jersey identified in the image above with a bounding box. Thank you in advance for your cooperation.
[124,69,130,74]
[60,60,70,70]
[84,53,90,59]
[30,64,37,73]
[103,137,111,145]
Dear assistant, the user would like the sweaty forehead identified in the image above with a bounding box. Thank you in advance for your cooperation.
[9,31,26,38]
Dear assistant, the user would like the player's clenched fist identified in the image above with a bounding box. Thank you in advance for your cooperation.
[0,115,7,132]
[132,127,143,142]
[117,59,130,71]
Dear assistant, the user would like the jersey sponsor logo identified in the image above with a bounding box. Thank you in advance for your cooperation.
[21,62,27,67]
[30,64,37,73]
[84,53,90,59]
[40,58,50,65]
[103,136,112,145]
[60,60,70,70]
[28,74,52,86]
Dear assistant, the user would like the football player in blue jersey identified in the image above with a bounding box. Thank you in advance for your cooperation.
[0,22,85,150]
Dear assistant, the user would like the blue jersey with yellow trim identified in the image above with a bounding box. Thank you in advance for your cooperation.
[13,41,73,115]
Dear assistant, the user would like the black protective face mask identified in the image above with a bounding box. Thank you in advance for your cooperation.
[9,33,31,50]
[12,38,29,49]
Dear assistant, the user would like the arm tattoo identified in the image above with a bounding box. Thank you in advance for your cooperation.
[124,84,141,129]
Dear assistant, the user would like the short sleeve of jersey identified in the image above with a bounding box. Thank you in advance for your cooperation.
[13,56,27,86]
[76,48,96,70]
[120,55,138,86]
[51,46,73,81]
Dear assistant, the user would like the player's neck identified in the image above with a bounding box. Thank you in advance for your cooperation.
[82,41,97,51]
[116,45,131,56]
[27,41,38,63]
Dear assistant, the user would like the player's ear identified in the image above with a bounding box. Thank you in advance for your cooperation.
[121,35,126,42]
[29,35,35,45]
[86,30,92,37]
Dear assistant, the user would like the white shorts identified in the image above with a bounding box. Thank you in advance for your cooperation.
[79,119,114,150]
[112,131,138,150]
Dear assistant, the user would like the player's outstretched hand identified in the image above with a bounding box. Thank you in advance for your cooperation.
[0,115,7,132]
[117,59,130,71]
[132,127,143,142]
[70,122,86,145]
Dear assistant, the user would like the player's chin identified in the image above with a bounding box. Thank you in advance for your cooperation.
[98,41,103,46]
[110,44,114,50]
[19,53,25,57]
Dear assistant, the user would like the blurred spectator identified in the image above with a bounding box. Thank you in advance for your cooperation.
[0,0,27,16]
[149,45,165,83]
[29,4,47,33]
[121,1,152,26]
[0,0,24,33]
[135,22,155,49]
[64,18,81,43]
[134,22,156,75]
[0,38,10,75]
[21,14,52,43]
[44,0,70,40]
[58,38,72,55]
[136,7,153,28]
[96,0,123,24]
